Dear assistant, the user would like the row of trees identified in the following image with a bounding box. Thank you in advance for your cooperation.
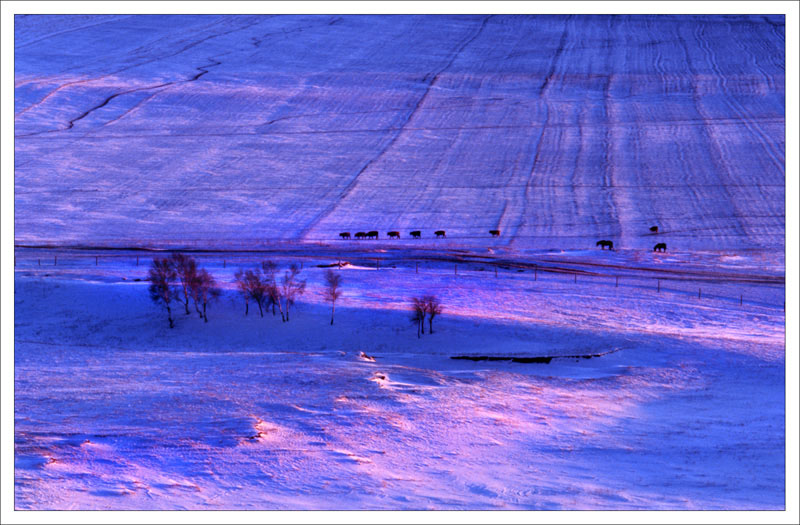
[148,253,219,328]
[233,262,308,322]
[149,254,441,335]
[410,295,443,338]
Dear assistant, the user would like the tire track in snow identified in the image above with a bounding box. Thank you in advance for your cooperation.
[676,26,750,246]
[14,16,261,119]
[96,87,171,130]
[604,16,659,247]
[15,116,783,141]
[15,54,229,138]
[538,15,571,96]
[695,20,784,247]
[723,20,785,173]
[258,99,515,128]
[512,102,550,244]
[14,15,134,50]
[722,95,784,175]
[298,15,494,239]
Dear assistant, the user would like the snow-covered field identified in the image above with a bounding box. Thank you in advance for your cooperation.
[11,13,788,512]
[14,14,784,251]
[12,247,785,510]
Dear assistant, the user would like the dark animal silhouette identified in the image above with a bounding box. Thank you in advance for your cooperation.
[339,232,350,240]
[654,243,667,252]
[650,226,659,233]
[434,230,446,238]
[355,231,366,240]
[366,230,379,239]
[596,240,614,250]
[387,231,400,239]
[410,230,421,239]
[489,229,500,237]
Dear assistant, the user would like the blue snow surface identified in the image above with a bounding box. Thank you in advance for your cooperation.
[14,14,785,252]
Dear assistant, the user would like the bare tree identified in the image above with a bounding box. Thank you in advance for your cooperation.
[169,252,197,315]
[410,297,427,338]
[245,268,268,317]
[261,261,281,318]
[281,263,306,322]
[193,269,220,323]
[187,277,204,318]
[234,269,250,316]
[234,267,269,317]
[148,257,177,328]
[324,269,343,325]
[268,282,284,321]
[424,295,443,334]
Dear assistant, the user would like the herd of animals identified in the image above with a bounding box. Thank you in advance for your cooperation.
[596,226,667,252]
[338,226,668,252]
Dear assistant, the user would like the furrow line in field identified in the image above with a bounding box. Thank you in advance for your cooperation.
[677,28,749,246]
[13,15,134,50]
[538,15,571,96]
[14,17,260,119]
[297,15,494,239]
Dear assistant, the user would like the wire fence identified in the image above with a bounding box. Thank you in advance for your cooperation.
[13,248,786,313]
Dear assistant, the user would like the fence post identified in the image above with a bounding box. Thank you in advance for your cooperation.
[657,279,660,293]
[698,288,702,299]
[136,256,139,266]
[54,256,57,266]
[223,260,226,268]
[534,266,537,281]
[454,263,457,275]
[615,275,619,288]
[416,262,419,274]
[38,259,41,266]
[574,272,577,283]
[740,295,742,306]
[96,256,98,266]
[494,265,497,278]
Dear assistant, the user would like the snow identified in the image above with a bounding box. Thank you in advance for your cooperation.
[10,13,787,513]
[12,247,785,510]
[13,14,784,251]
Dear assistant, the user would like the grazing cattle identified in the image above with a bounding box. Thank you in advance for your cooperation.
[489,229,500,237]
[654,243,667,252]
[366,230,379,239]
[410,230,421,239]
[387,231,400,239]
[434,230,446,238]
[650,225,659,233]
[355,231,366,240]
[339,232,351,240]
[596,240,614,250]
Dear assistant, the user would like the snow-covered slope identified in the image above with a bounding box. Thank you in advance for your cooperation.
[13,253,785,510]
[14,15,785,251]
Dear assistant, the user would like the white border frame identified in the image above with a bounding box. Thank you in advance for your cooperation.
[2,2,798,524]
